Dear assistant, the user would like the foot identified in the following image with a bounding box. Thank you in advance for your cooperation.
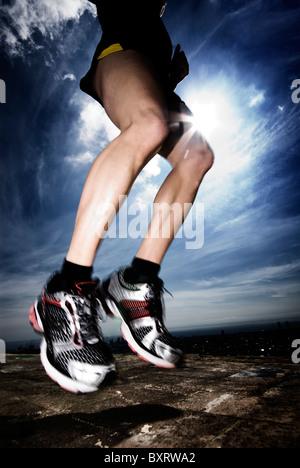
[99,267,182,368]
[29,273,115,393]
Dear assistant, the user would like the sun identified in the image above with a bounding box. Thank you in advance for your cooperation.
[191,100,219,138]
[183,86,251,177]
[185,88,237,141]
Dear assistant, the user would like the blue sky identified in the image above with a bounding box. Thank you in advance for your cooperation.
[0,0,300,342]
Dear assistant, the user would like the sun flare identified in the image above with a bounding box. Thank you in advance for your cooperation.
[185,89,238,141]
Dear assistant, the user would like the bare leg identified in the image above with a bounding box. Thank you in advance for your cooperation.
[136,115,214,264]
[66,51,169,266]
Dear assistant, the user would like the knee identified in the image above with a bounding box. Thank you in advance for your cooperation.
[137,114,169,158]
[181,143,214,186]
[197,143,214,175]
[149,113,169,146]
[126,112,169,166]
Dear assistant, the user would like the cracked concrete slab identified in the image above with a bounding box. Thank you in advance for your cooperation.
[0,354,299,448]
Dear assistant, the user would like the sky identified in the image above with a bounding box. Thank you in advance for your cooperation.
[0,0,300,343]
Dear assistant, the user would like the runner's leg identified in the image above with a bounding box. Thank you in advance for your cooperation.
[136,104,214,264]
[66,50,169,266]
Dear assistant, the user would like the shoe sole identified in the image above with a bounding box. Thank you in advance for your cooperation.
[99,284,180,369]
[29,302,115,394]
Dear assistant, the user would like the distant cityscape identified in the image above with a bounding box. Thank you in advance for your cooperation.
[5,321,300,358]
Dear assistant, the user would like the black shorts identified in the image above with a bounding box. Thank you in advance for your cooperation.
[81,0,173,102]
[81,0,194,151]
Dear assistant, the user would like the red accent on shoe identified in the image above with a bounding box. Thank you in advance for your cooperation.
[120,299,151,320]
[43,292,62,308]
[75,281,98,296]
[29,304,44,333]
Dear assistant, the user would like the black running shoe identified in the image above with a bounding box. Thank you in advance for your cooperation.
[29,273,115,393]
[99,268,182,368]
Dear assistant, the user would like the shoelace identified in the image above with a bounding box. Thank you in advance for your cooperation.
[146,279,173,324]
[74,294,103,345]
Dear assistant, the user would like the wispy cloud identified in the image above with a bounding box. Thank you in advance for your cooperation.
[63,73,76,81]
[136,155,163,184]
[76,99,120,147]
[249,91,265,108]
[65,150,95,167]
[185,259,300,292]
[0,0,96,57]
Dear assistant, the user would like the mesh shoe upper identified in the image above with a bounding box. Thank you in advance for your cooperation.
[101,268,182,366]
[31,274,114,391]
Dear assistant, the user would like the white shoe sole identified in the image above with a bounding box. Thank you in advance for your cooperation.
[40,339,115,393]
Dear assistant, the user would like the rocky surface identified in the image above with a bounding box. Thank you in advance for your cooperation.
[0,354,299,448]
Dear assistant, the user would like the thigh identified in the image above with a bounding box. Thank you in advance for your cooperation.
[92,50,168,131]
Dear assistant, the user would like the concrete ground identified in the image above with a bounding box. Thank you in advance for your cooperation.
[0,354,299,448]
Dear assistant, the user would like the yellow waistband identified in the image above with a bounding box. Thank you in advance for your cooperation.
[97,43,124,60]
